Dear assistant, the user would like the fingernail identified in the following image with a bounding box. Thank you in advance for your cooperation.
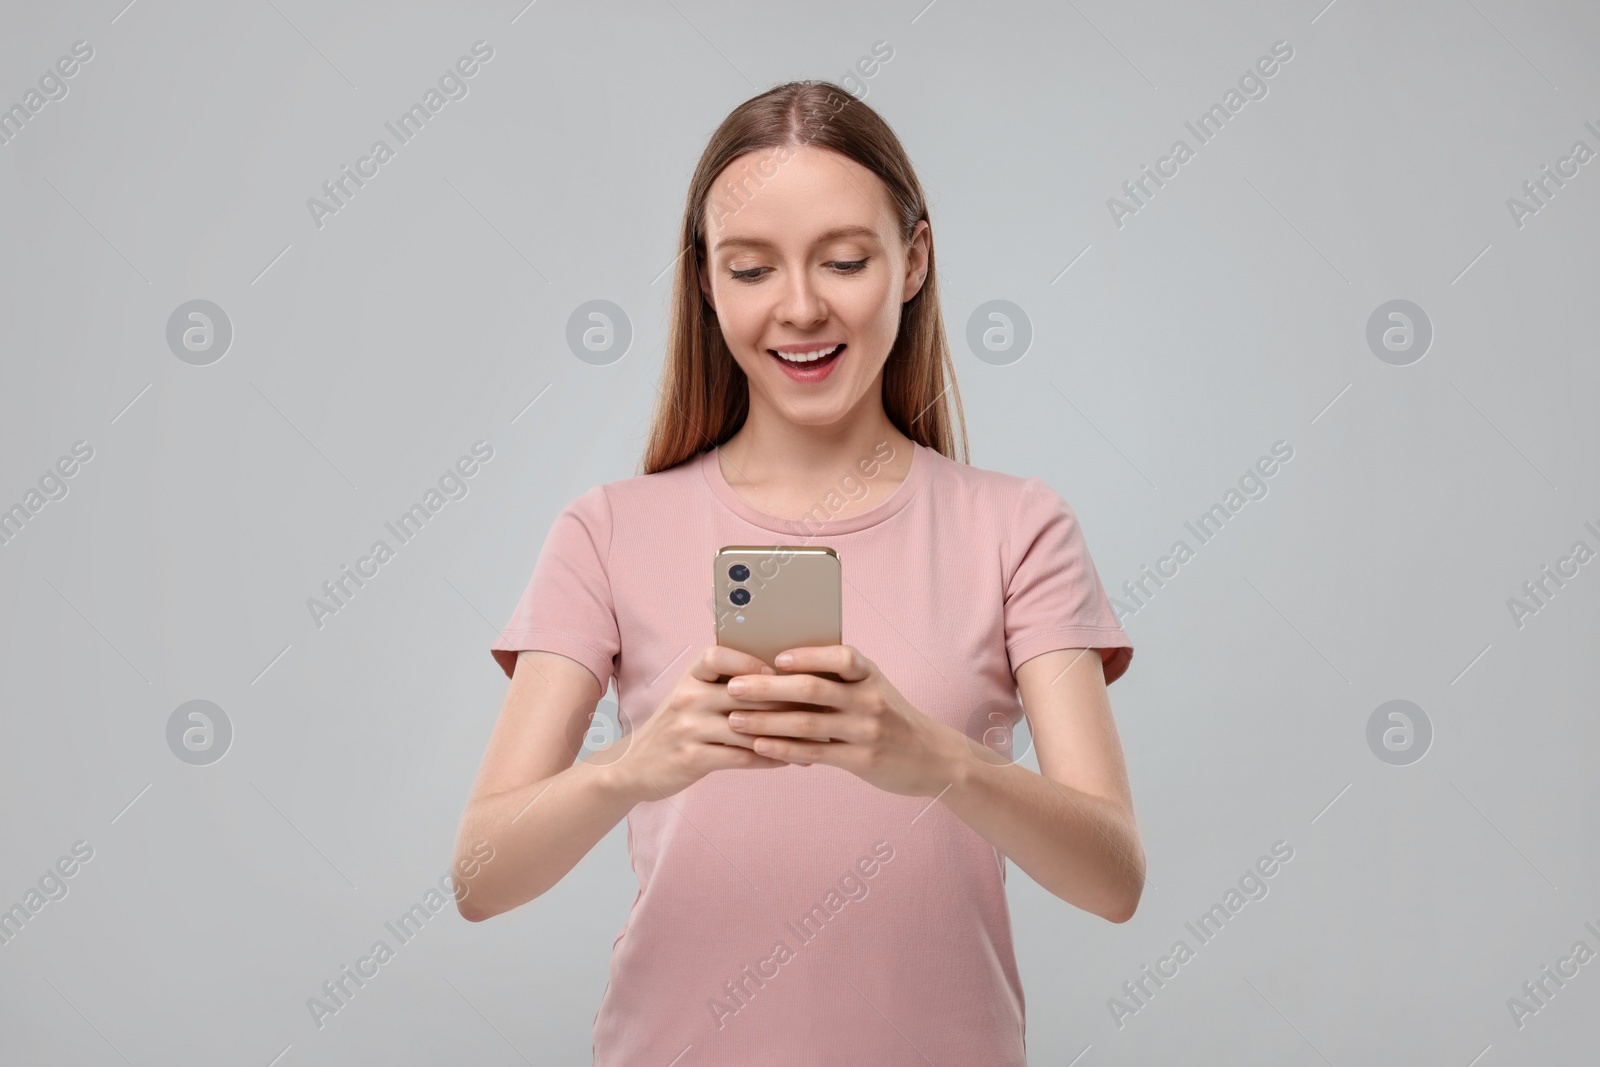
[729,712,747,728]
[727,679,746,695]
[775,652,794,667]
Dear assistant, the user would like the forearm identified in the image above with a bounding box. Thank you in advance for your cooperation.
[938,751,1144,922]
[455,758,637,921]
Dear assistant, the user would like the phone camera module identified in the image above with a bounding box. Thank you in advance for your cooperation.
[728,563,750,582]
[729,587,751,606]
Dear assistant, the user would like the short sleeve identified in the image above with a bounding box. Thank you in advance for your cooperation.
[490,484,621,690]
[1002,478,1134,685]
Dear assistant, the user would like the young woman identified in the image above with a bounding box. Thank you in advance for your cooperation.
[454,80,1142,1066]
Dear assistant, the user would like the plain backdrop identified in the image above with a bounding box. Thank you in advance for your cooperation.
[1,0,1597,1064]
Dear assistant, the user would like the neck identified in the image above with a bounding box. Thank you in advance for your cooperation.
[719,400,913,489]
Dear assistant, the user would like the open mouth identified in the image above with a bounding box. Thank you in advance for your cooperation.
[768,343,845,381]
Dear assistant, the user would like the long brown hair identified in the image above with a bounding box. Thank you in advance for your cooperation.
[639,80,968,475]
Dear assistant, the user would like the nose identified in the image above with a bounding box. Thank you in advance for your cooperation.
[776,266,827,328]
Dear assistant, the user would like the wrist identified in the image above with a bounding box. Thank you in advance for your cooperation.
[584,752,647,809]
[934,727,987,801]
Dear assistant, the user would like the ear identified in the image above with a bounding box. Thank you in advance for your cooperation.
[901,219,930,303]
[699,260,715,306]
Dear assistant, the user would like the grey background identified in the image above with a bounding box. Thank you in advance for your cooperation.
[2,0,1597,1063]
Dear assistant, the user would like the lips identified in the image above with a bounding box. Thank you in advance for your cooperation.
[767,343,845,383]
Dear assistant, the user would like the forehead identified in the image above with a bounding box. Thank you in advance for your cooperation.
[704,144,894,250]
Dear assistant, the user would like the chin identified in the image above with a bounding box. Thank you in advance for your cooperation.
[774,401,855,426]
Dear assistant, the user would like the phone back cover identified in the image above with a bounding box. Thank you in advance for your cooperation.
[714,546,841,668]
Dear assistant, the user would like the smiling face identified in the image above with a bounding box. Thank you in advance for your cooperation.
[699,143,929,432]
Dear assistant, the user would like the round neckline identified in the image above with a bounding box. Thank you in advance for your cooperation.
[699,441,929,535]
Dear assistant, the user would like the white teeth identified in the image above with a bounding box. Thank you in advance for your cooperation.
[774,344,842,363]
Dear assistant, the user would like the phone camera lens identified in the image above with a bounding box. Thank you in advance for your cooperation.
[729,588,751,606]
[729,563,750,582]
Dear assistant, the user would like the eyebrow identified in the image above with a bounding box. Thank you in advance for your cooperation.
[712,224,881,253]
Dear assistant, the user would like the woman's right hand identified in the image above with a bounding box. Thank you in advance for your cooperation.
[597,644,794,803]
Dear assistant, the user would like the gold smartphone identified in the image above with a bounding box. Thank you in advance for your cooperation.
[714,545,842,684]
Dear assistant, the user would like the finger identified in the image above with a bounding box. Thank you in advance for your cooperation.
[705,720,765,750]
[714,688,822,713]
[707,714,809,751]
[772,644,872,682]
[690,644,778,685]
[750,736,843,765]
[728,710,843,741]
[725,670,843,708]
[705,740,790,770]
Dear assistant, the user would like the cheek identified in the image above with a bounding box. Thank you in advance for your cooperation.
[838,285,900,361]
[711,284,764,348]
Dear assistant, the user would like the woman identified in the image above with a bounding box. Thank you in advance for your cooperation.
[453,80,1143,1066]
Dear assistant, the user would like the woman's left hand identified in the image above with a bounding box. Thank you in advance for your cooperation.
[724,645,972,799]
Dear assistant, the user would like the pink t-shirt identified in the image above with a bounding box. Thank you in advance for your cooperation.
[491,440,1133,1066]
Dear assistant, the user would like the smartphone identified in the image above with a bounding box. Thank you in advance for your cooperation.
[714,545,842,684]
